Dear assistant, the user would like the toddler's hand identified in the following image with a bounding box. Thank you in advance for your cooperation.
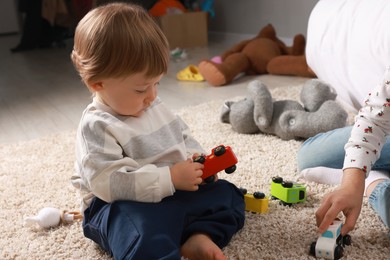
[192,153,203,160]
[170,159,204,191]
[192,153,219,183]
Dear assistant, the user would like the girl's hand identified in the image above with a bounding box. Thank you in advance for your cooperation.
[170,159,204,191]
[315,168,365,235]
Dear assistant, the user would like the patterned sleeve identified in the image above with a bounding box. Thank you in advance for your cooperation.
[343,68,390,176]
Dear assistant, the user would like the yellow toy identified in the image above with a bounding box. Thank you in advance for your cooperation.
[176,65,204,81]
[240,188,269,213]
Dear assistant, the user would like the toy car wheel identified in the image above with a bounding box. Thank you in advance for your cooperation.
[225,165,236,174]
[204,175,215,183]
[343,234,352,246]
[253,192,265,199]
[309,241,316,256]
[334,245,344,260]
[239,188,247,195]
[282,181,293,188]
[214,145,226,156]
[193,155,205,164]
[272,176,283,183]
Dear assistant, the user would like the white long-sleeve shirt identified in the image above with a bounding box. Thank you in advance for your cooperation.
[71,97,205,212]
[306,0,390,113]
[344,68,390,176]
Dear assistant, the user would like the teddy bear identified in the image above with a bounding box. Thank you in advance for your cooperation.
[198,24,315,87]
[220,79,348,140]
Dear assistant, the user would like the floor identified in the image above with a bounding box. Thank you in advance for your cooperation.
[0,34,309,144]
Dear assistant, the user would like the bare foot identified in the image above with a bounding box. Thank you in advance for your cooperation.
[181,233,227,260]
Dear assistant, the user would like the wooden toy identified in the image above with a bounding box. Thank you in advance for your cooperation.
[310,219,352,259]
[240,188,269,213]
[194,144,238,183]
[270,176,306,205]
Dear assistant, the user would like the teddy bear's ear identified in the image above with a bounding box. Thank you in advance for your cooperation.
[220,101,234,123]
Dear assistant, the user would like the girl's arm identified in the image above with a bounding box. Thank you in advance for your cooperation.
[317,67,390,235]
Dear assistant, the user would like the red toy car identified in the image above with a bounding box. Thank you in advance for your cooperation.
[194,145,238,183]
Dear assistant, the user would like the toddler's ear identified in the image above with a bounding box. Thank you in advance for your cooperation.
[89,82,104,91]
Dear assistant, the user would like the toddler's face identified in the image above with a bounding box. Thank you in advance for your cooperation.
[94,72,163,116]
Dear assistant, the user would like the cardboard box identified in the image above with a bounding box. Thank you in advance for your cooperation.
[157,11,208,49]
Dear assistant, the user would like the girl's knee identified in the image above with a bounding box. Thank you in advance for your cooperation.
[297,127,351,171]
[297,139,316,171]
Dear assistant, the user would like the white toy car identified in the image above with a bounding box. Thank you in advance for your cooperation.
[310,219,352,259]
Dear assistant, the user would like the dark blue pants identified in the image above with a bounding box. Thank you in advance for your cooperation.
[82,179,245,259]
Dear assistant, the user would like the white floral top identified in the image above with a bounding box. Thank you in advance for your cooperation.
[344,67,390,177]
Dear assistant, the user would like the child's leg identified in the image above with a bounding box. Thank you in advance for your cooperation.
[82,180,244,259]
[83,197,184,259]
[298,125,390,171]
[297,126,352,171]
[368,179,390,228]
[300,167,390,193]
[179,179,245,249]
[297,125,390,183]
[365,171,389,195]
[299,166,343,185]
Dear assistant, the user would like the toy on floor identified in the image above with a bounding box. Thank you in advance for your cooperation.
[310,219,352,259]
[24,207,83,229]
[193,144,238,183]
[176,65,205,81]
[220,79,348,140]
[270,176,306,206]
[239,188,269,213]
[170,48,188,62]
[198,23,315,86]
[149,0,186,17]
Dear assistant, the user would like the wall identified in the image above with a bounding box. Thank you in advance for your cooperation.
[0,0,19,34]
[208,0,319,44]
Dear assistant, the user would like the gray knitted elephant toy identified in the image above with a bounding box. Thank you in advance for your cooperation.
[220,79,348,140]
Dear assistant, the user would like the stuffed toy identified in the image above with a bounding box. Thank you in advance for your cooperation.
[24,207,83,229]
[198,24,315,86]
[220,79,348,140]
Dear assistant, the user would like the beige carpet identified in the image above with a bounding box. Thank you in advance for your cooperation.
[1,85,389,259]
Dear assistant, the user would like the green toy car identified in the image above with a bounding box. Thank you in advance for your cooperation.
[270,176,306,206]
